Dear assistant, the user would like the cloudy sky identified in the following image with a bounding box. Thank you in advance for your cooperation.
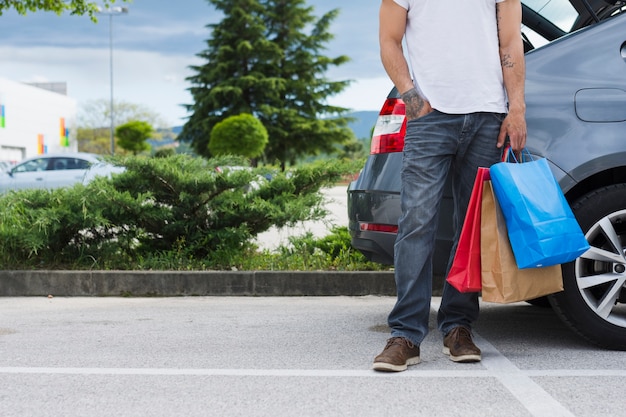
[0,0,390,127]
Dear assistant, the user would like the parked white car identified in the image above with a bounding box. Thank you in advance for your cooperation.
[0,161,13,173]
[0,152,123,193]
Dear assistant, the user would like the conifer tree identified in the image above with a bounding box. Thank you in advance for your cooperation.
[181,0,354,169]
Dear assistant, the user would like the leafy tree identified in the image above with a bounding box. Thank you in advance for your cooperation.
[116,121,153,155]
[77,99,172,154]
[76,126,111,155]
[78,99,168,131]
[0,0,129,20]
[209,114,268,160]
[181,0,355,169]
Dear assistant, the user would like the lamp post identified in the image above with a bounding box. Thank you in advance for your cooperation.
[96,6,129,155]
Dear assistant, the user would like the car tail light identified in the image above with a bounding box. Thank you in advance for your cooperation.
[370,98,406,154]
[359,222,398,233]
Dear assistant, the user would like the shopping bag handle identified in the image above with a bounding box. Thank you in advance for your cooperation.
[501,146,533,163]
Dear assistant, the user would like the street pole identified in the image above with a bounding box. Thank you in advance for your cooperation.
[97,6,129,155]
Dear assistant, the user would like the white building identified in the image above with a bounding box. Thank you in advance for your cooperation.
[0,77,77,163]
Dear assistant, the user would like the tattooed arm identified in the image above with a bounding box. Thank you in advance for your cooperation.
[379,0,432,120]
[496,0,527,151]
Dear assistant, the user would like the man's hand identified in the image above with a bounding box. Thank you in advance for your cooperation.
[401,88,433,121]
[497,108,526,151]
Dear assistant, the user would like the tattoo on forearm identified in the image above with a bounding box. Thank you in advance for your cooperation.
[501,53,515,68]
[401,88,425,120]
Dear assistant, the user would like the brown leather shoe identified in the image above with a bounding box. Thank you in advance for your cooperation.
[372,337,420,372]
[443,327,481,362]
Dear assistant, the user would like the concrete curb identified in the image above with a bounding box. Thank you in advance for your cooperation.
[0,270,400,297]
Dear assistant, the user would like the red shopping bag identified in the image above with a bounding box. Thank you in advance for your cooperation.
[446,167,490,292]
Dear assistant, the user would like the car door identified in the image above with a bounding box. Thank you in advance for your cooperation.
[7,157,50,191]
[45,157,90,189]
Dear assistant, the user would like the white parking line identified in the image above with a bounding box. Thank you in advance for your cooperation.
[477,334,576,417]
[0,367,490,377]
[0,366,622,379]
[429,298,576,417]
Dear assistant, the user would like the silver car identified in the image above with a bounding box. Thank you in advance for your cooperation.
[348,0,626,349]
[0,152,121,193]
[0,161,13,173]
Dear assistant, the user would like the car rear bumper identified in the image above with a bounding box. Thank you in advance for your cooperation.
[347,153,455,274]
[348,188,400,266]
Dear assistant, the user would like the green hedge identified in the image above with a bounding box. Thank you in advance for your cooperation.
[0,155,381,271]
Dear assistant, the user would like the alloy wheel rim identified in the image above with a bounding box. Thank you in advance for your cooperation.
[575,209,626,328]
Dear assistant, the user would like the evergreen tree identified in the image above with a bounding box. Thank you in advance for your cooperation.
[182,0,277,157]
[181,0,354,169]
[259,0,354,169]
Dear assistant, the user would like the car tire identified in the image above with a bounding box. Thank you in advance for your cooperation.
[549,184,626,350]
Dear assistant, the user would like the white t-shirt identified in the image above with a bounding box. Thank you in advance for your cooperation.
[393,0,508,114]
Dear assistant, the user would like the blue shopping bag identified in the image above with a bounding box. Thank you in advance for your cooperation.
[489,148,590,269]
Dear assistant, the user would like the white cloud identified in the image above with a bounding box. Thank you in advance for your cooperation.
[0,45,199,126]
[329,77,393,112]
[162,74,179,83]
[0,1,387,128]
[121,23,209,40]
[0,44,388,127]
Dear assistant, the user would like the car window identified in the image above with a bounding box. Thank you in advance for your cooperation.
[522,0,580,49]
[522,0,626,51]
[522,25,549,49]
[523,0,579,32]
[67,158,91,170]
[52,158,68,171]
[49,158,90,170]
[14,158,49,173]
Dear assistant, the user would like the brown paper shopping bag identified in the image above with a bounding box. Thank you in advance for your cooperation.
[480,181,564,303]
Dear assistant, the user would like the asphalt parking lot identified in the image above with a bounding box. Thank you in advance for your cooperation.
[2,187,625,417]
[1,296,625,417]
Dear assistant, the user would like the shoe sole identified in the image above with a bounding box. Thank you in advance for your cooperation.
[442,346,481,363]
[372,356,421,372]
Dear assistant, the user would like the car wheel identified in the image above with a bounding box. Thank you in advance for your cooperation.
[550,184,626,350]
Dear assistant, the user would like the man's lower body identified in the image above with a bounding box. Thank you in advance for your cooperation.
[373,111,504,372]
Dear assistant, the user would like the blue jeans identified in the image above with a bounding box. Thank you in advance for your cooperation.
[388,110,504,345]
